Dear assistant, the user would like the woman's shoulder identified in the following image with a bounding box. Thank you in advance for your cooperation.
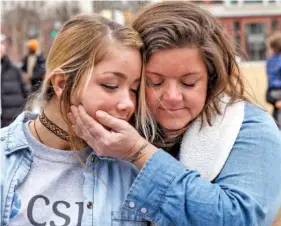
[241,102,281,141]
[244,103,276,124]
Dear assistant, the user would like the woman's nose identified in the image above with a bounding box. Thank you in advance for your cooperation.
[162,84,183,104]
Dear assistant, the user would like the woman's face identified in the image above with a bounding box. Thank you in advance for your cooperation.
[80,44,142,121]
[145,47,208,132]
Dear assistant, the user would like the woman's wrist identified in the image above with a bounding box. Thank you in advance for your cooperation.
[128,143,149,163]
[130,143,158,169]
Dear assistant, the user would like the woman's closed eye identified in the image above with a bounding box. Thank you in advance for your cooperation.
[181,82,195,87]
[146,79,163,87]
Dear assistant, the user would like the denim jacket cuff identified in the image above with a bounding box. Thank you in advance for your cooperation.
[122,149,185,223]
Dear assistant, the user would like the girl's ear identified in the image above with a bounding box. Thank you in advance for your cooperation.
[50,71,69,100]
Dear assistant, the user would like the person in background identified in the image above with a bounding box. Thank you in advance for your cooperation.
[1,34,27,128]
[21,39,46,93]
[266,32,281,129]
[70,2,281,225]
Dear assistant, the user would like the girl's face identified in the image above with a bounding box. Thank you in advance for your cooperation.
[80,44,142,121]
[145,47,208,133]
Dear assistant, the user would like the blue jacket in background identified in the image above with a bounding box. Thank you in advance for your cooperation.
[266,53,281,88]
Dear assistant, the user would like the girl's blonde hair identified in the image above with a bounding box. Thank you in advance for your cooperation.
[26,14,156,150]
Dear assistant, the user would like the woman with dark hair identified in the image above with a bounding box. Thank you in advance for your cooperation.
[71,2,281,225]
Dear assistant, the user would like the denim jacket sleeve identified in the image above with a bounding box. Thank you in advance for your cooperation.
[123,105,281,226]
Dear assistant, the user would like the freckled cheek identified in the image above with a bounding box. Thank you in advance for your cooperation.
[81,94,107,119]
[185,90,206,114]
[146,88,160,110]
[146,88,161,105]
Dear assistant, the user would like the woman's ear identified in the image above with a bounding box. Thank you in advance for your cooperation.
[50,72,69,99]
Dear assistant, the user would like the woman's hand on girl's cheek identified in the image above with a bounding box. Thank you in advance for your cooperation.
[69,105,147,161]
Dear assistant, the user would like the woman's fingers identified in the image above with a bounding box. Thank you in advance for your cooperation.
[96,110,128,132]
[76,105,110,138]
[68,112,75,125]
[77,105,96,126]
[70,105,79,121]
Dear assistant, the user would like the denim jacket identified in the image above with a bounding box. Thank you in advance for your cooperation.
[0,112,150,226]
[122,104,281,226]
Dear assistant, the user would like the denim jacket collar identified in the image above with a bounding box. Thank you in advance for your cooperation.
[2,111,115,162]
[2,111,37,156]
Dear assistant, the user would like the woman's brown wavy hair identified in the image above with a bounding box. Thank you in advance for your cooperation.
[132,1,248,145]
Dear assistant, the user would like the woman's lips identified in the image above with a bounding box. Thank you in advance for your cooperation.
[159,107,186,112]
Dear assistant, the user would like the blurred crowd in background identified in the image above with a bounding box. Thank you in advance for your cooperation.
[1,0,281,129]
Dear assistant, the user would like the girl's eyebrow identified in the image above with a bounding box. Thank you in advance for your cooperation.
[103,71,140,83]
[103,71,127,79]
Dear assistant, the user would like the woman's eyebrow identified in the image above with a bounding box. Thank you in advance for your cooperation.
[145,70,201,77]
[180,72,202,77]
[145,71,164,77]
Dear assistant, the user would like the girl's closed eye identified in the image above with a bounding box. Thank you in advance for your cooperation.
[100,84,118,90]
[130,87,139,95]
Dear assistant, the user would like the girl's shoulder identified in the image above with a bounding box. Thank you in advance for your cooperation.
[1,112,33,155]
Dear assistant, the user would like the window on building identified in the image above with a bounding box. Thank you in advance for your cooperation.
[246,23,264,34]
[230,0,238,4]
[234,21,240,31]
[272,20,279,32]
[244,0,263,3]
[245,23,267,61]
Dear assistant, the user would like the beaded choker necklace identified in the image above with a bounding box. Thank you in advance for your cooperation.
[39,111,70,141]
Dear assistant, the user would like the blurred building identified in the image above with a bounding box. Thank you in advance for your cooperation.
[199,0,281,61]
[92,1,150,25]
[93,0,281,61]
[1,0,280,62]
[1,1,46,13]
